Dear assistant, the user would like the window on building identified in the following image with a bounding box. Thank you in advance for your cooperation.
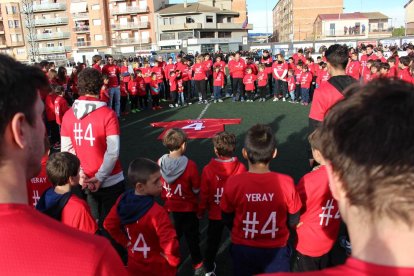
[160,33,175,41]
[58,42,63,46]
[178,31,194,39]
[120,32,129,39]
[186,17,195,23]
[93,19,101,26]
[218,32,231,38]
[6,5,17,15]
[378,22,384,30]
[46,43,55,47]
[16,48,25,55]
[163,18,172,25]
[91,4,100,11]
[329,23,335,36]
[95,34,103,41]
[200,32,215,38]
[43,29,52,33]
[206,16,213,23]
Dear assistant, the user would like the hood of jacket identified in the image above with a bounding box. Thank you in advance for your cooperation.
[159,154,188,184]
[36,187,71,221]
[209,157,244,178]
[117,189,154,225]
[72,96,107,120]
[328,75,358,95]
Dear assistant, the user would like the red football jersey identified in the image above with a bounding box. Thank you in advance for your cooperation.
[295,166,341,257]
[151,119,242,139]
[61,96,123,184]
[309,82,345,122]
[292,53,307,65]
[262,258,414,276]
[164,63,176,78]
[150,80,160,96]
[120,66,131,83]
[193,63,207,81]
[0,204,127,275]
[294,68,302,84]
[160,159,200,212]
[169,74,177,92]
[92,63,101,72]
[199,158,246,220]
[128,78,139,96]
[346,60,361,80]
[27,154,52,207]
[176,62,190,81]
[221,172,302,248]
[102,64,120,87]
[213,71,225,87]
[317,70,330,85]
[61,195,98,234]
[257,71,268,87]
[398,67,412,83]
[139,66,152,84]
[359,54,369,77]
[272,62,288,80]
[45,93,57,121]
[136,76,146,96]
[300,71,313,89]
[229,59,246,79]
[54,95,69,125]
[243,73,257,91]
[213,61,227,72]
[151,66,164,83]
[287,76,296,92]
[104,198,180,276]
[203,59,213,76]
[260,56,273,74]
[388,66,398,78]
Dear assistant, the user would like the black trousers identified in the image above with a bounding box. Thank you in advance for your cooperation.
[204,219,225,272]
[120,96,127,113]
[232,77,245,99]
[258,86,268,98]
[275,80,288,98]
[295,84,301,101]
[195,80,207,101]
[152,94,160,107]
[47,120,60,145]
[172,212,203,266]
[267,73,273,95]
[138,95,148,108]
[171,90,178,104]
[293,251,329,272]
[207,74,214,96]
[130,95,139,110]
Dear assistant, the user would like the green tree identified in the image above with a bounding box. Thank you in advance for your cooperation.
[392,27,405,37]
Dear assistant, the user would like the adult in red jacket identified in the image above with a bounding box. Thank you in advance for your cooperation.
[228,52,246,101]
[102,55,121,117]
[0,54,127,276]
[260,50,274,93]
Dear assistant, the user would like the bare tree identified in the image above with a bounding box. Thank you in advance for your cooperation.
[21,0,38,62]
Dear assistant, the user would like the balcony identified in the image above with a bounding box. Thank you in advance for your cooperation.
[111,22,149,30]
[72,13,89,20]
[29,32,70,41]
[32,3,66,13]
[34,17,69,27]
[38,46,71,54]
[9,41,24,47]
[111,6,148,15]
[73,26,90,33]
[112,37,151,45]
[217,23,253,30]
[75,41,92,47]
[159,23,202,31]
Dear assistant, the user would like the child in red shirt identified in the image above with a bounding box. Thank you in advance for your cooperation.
[37,152,98,234]
[362,60,374,83]
[317,63,330,87]
[294,63,303,103]
[379,62,390,78]
[104,158,180,276]
[387,57,398,78]
[213,66,225,103]
[199,132,246,274]
[100,75,110,105]
[120,83,129,115]
[287,69,296,103]
[128,73,140,113]
[176,70,185,107]
[398,56,412,83]
[243,67,257,102]
[300,65,313,105]
[370,61,381,80]
[168,71,178,108]
[136,69,148,110]
[150,73,161,110]
[45,85,59,146]
[294,129,341,272]
[54,85,69,127]
[221,124,302,275]
[158,128,204,274]
[257,65,268,102]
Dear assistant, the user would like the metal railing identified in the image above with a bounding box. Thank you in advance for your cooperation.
[111,6,148,15]
[32,3,66,12]
[34,17,69,26]
[111,22,149,30]
[112,37,151,45]
[38,46,71,54]
[29,32,70,41]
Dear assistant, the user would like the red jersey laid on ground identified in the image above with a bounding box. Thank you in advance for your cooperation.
[213,71,225,87]
[262,257,414,276]
[229,59,246,79]
[151,119,242,139]
[272,62,288,80]
[0,204,127,275]
[102,64,120,87]
[243,73,257,91]
[221,172,302,248]
[199,158,246,220]
[193,63,207,81]
[296,166,341,257]
[104,194,180,276]
[300,71,313,89]
[160,158,200,212]
[27,154,52,207]
[45,93,57,121]
[54,95,69,125]
[257,71,268,87]
[346,60,361,80]
[287,76,296,92]
[61,96,123,187]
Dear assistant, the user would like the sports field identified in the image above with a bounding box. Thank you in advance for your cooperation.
[119,99,311,275]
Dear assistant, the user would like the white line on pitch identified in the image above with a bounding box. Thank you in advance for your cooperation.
[121,109,174,129]
[197,103,211,120]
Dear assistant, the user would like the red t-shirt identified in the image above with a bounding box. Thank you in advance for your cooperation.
[295,166,341,257]
[136,76,146,96]
[0,204,127,275]
[247,63,258,75]
[176,62,189,81]
[54,95,69,125]
[295,68,302,84]
[45,93,57,121]
[104,198,180,276]
[160,159,200,212]
[213,61,227,73]
[102,64,120,87]
[398,67,412,83]
[229,59,246,79]
[292,53,306,65]
[139,67,152,84]
[27,155,52,207]
[243,73,257,91]
[92,63,101,72]
[287,76,296,92]
[150,80,160,96]
[272,62,288,80]
[151,66,164,83]
[388,66,398,78]
[61,97,122,181]
[128,78,138,96]
[100,85,110,104]
[199,158,246,220]
[61,195,98,234]
[120,66,131,83]
[169,74,177,92]
[257,71,268,87]
[300,71,313,89]
[317,70,330,85]
[164,63,176,79]
[261,56,274,74]
[203,60,213,76]
[213,71,225,87]
[221,172,302,248]
[346,60,361,80]
[309,81,345,122]
[193,63,207,81]
[263,257,414,276]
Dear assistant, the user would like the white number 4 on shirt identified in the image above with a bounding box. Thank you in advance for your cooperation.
[73,123,95,146]
[182,122,205,131]
[132,233,151,259]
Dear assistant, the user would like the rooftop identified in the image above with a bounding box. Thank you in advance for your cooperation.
[157,3,239,16]
[317,12,367,21]
[362,12,389,20]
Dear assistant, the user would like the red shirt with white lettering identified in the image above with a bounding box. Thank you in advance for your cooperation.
[199,158,246,220]
[164,63,176,79]
[229,59,246,79]
[261,56,273,74]
[104,197,180,276]
[262,258,414,276]
[292,53,307,65]
[139,67,152,84]
[0,204,127,276]
[136,76,146,96]
[221,172,302,248]
[27,154,52,207]
[128,78,139,96]
[176,62,189,81]
[203,60,213,76]
[257,71,268,87]
[398,67,412,83]
[213,61,227,72]
[120,66,131,83]
[160,159,200,212]
[151,66,164,83]
[346,60,361,80]
[287,76,296,92]
[54,95,69,125]
[300,71,313,89]
[102,64,120,87]
[169,74,177,92]
[295,166,341,257]
[193,63,207,81]
[272,62,288,80]
[243,73,257,91]
[213,71,225,87]
[317,70,330,86]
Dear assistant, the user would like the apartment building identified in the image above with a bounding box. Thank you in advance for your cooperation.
[272,0,343,42]
[0,2,26,61]
[155,1,252,53]
[406,0,414,35]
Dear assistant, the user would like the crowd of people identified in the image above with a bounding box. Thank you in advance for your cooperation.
[1,41,414,276]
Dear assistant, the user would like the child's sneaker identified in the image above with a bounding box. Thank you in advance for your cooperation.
[283,97,286,102]
[273,97,279,102]
[240,97,245,102]
[204,100,209,104]
[214,100,217,103]
[175,104,179,108]
[169,104,174,108]
[218,99,223,103]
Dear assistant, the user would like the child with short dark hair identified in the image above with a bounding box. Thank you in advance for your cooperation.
[398,56,412,83]
[135,69,148,110]
[169,71,178,108]
[379,62,390,77]
[158,128,204,275]
[213,66,225,103]
[199,132,247,275]
[36,152,97,234]
[300,65,313,106]
[370,61,381,80]
[387,56,397,78]
[100,74,110,105]
[104,158,181,276]
[257,64,268,102]
[150,73,161,110]
[54,85,69,128]
[287,69,296,103]
[176,70,185,106]
[221,124,302,276]
[128,72,140,113]
[294,129,341,272]
[243,67,257,102]
[363,60,374,83]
